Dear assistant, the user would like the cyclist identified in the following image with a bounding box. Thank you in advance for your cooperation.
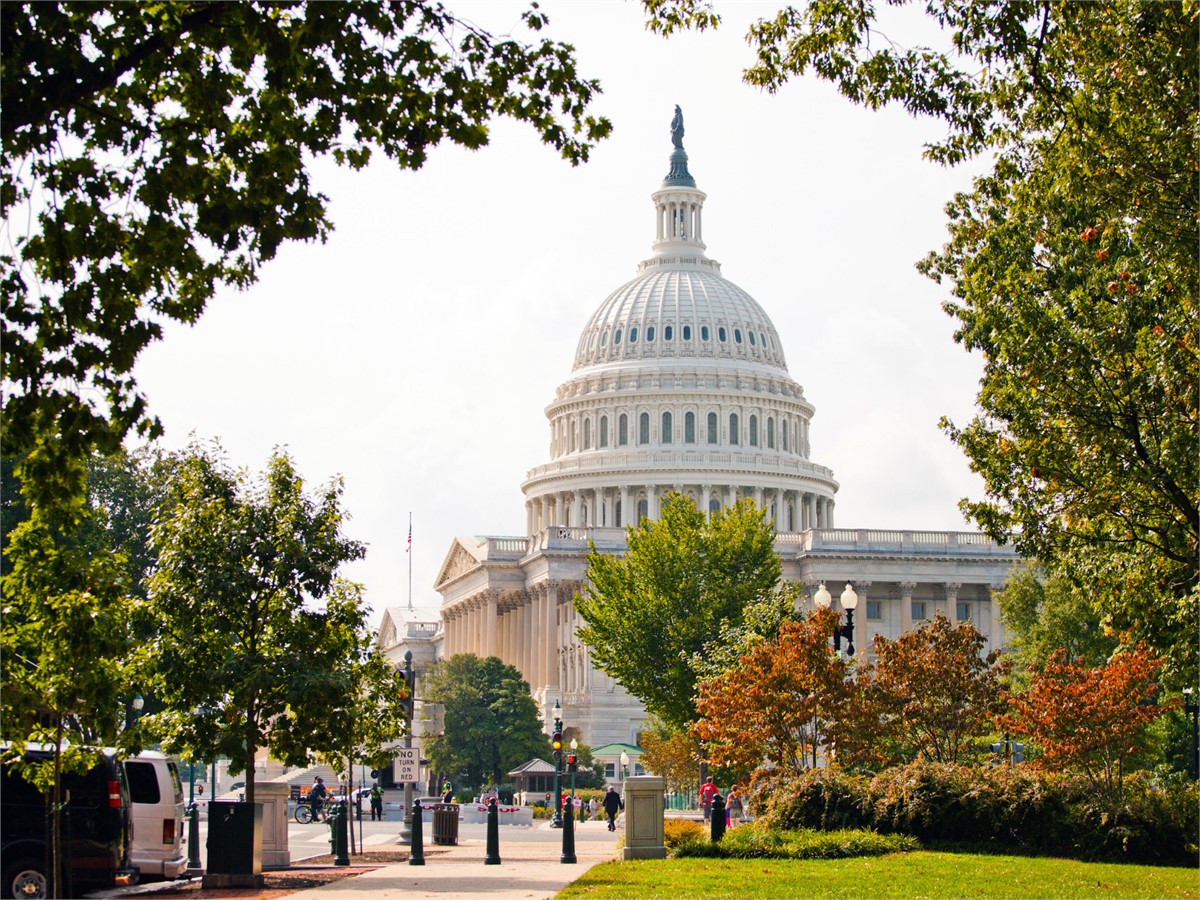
[307,776,328,823]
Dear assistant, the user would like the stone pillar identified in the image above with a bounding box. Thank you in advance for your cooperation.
[523,594,535,686]
[986,586,1002,650]
[806,493,816,530]
[530,588,544,688]
[257,782,291,868]
[594,488,604,527]
[622,776,666,860]
[828,499,835,528]
[701,484,712,517]
[620,487,630,528]
[900,582,917,636]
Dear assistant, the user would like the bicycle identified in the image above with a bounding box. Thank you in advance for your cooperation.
[294,799,330,824]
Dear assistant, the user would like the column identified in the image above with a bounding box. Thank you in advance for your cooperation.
[531,588,544,688]
[523,595,534,685]
[484,592,497,658]
[594,488,604,527]
[773,489,784,531]
[620,487,630,528]
[899,582,916,637]
[572,492,583,527]
[854,581,871,655]
[701,484,711,517]
[544,582,560,692]
[945,582,961,626]
[986,586,1002,650]
[806,493,816,530]
[827,499,835,528]
[754,486,764,510]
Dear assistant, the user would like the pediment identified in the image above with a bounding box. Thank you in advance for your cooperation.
[434,536,486,590]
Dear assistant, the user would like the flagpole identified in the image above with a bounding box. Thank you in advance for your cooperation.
[407,512,412,611]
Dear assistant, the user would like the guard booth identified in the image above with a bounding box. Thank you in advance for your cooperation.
[507,758,556,803]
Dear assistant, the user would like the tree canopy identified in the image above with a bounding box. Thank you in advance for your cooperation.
[2,0,611,499]
[420,653,550,790]
[576,493,784,732]
[141,440,368,805]
[650,1,1198,686]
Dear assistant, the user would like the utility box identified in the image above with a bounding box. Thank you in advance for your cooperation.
[204,801,263,888]
[621,775,666,860]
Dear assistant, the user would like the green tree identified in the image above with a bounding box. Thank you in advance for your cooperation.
[577,493,783,732]
[648,1,1198,686]
[996,561,1118,687]
[2,1,611,481]
[141,440,366,806]
[421,654,550,790]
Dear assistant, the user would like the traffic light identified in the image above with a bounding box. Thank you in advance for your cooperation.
[399,668,414,720]
[566,753,577,772]
[552,729,563,764]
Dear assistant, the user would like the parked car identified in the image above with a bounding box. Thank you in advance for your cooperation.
[1,744,138,899]
[124,751,187,880]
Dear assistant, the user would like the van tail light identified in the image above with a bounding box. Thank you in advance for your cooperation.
[163,818,176,844]
[108,780,122,808]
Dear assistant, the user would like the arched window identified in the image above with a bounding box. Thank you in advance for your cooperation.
[630,327,638,344]
[767,417,775,449]
[701,325,710,341]
[619,414,628,446]
[718,327,727,342]
[729,413,740,445]
[637,498,649,521]
[749,331,757,346]
[684,411,696,443]
[706,412,718,444]
[682,325,692,340]
[584,418,592,450]
[661,411,673,444]
[615,500,622,528]
[749,415,758,447]
[614,329,622,345]
[647,325,655,342]
[734,328,743,344]
[639,412,650,445]
[781,417,788,452]
[665,325,673,340]
[600,415,609,448]
[708,498,721,515]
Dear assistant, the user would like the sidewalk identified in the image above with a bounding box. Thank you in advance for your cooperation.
[287,820,622,899]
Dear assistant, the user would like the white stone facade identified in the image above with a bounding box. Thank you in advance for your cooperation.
[392,121,1019,749]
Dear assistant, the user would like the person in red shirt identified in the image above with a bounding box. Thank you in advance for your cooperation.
[699,777,719,824]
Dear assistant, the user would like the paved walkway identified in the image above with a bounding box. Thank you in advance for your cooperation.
[288,820,623,900]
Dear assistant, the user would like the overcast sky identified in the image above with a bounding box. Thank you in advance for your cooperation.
[133,1,992,624]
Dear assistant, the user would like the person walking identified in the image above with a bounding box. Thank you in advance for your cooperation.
[369,782,384,821]
[726,787,744,827]
[699,776,718,824]
[602,785,622,831]
[588,796,599,819]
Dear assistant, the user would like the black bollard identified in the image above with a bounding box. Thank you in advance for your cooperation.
[333,801,350,866]
[484,796,501,865]
[409,798,425,865]
[710,793,726,843]
[185,802,201,870]
[560,798,577,864]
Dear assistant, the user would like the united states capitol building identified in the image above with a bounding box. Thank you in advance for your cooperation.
[379,112,1018,754]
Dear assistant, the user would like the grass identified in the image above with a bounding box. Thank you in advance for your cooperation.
[556,851,1200,899]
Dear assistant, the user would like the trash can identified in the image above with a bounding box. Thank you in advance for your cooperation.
[206,801,263,875]
[431,803,460,845]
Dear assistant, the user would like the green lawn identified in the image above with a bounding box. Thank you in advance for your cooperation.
[556,851,1200,899]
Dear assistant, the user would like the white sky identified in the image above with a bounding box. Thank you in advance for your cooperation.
[133,1,991,625]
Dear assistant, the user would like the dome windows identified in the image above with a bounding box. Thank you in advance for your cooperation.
[718,327,727,342]
[767,416,776,450]
[639,412,650,445]
[661,411,673,444]
[600,415,609,448]
[619,414,629,446]
[630,327,639,344]
[684,412,696,444]
[707,412,718,444]
[749,414,759,447]
[584,418,592,450]
[682,325,692,341]
[664,325,673,340]
[729,413,739,445]
[734,328,743,344]
[749,331,757,346]
[701,325,710,341]
[647,326,655,342]
[614,329,623,345]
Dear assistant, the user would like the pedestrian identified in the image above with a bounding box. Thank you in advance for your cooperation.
[369,782,384,821]
[602,785,622,831]
[726,787,743,827]
[442,784,454,804]
[699,776,718,824]
[588,796,599,819]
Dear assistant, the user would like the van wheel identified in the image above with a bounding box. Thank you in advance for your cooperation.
[3,860,48,900]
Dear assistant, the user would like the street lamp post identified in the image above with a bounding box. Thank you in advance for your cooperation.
[1184,688,1199,781]
[619,750,629,790]
[550,701,563,829]
[813,583,858,656]
[569,739,578,818]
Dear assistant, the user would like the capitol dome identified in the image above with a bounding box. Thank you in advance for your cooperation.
[522,110,838,536]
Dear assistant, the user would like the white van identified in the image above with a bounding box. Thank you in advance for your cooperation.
[123,751,187,880]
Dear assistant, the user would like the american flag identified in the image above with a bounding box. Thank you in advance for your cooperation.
[406,520,412,553]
